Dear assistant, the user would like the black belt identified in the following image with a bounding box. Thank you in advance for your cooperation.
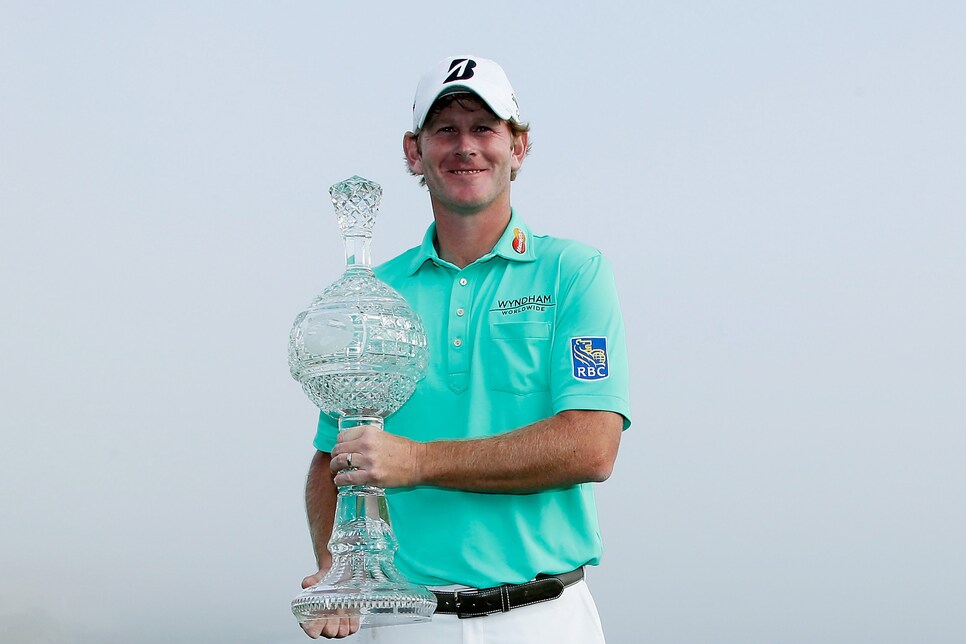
[432,567,584,618]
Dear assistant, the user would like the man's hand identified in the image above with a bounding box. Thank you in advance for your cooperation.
[298,570,361,639]
[329,425,423,488]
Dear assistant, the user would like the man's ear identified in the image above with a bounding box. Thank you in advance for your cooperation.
[403,132,423,175]
[510,131,528,173]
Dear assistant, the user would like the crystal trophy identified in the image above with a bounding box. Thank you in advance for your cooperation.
[288,176,436,627]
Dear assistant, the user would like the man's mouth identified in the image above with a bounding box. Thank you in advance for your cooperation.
[450,169,484,175]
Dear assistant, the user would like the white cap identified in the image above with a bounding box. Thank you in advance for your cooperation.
[411,55,521,131]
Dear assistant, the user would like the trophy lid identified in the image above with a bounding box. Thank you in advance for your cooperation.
[330,175,382,239]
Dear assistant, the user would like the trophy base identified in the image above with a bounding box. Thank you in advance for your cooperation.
[293,420,436,629]
[292,580,436,628]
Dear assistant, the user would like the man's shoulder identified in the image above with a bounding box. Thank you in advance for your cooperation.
[532,232,606,270]
[374,246,422,282]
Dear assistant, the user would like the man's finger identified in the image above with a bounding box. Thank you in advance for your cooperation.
[334,424,377,444]
[333,468,359,487]
[301,573,321,589]
[300,619,323,638]
[329,453,362,475]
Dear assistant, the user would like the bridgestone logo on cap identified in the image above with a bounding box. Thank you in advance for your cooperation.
[445,59,477,83]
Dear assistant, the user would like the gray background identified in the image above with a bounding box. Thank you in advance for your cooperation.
[1,2,964,643]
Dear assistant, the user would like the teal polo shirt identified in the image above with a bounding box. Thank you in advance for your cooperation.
[314,210,631,588]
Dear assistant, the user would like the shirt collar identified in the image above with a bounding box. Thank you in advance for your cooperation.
[405,209,536,275]
[405,223,443,275]
[490,210,537,263]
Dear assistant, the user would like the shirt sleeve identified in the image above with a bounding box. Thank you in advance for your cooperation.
[313,412,339,452]
[550,250,632,429]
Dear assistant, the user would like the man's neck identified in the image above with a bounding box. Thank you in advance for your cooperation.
[431,202,512,269]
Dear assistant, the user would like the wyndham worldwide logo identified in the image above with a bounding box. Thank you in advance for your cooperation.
[571,337,609,380]
[490,294,555,316]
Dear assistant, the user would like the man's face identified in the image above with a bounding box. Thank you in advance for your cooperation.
[404,97,527,216]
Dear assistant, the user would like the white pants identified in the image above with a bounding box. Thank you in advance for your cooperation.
[354,580,606,644]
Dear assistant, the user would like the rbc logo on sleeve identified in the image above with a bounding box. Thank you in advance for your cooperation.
[571,337,609,380]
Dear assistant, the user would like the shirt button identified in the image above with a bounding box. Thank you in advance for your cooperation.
[459,278,468,286]
[456,308,465,317]
[453,338,463,347]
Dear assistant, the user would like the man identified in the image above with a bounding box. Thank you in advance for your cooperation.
[300,55,631,642]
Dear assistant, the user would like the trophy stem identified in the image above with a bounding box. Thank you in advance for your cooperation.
[291,414,436,627]
[343,235,372,269]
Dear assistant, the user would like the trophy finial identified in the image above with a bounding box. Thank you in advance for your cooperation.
[330,175,382,238]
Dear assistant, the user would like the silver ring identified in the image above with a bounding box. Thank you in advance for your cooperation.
[347,453,353,469]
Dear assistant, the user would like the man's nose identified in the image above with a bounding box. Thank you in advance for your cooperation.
[454,135,476,159]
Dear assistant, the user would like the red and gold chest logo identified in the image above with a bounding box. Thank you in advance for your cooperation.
[512,228,527,254]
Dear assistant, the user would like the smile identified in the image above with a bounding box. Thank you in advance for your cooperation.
[450,169,485,175]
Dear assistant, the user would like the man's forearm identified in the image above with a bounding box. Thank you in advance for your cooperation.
[418,409,623,492]
[305,450,338,569]
[331,409,623,493]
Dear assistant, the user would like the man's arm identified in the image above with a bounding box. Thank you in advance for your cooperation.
[305,450,337,571]
[300,451,359,639]
[329,409,623,492]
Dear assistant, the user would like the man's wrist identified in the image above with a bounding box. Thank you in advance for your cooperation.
[413,439,435,486]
